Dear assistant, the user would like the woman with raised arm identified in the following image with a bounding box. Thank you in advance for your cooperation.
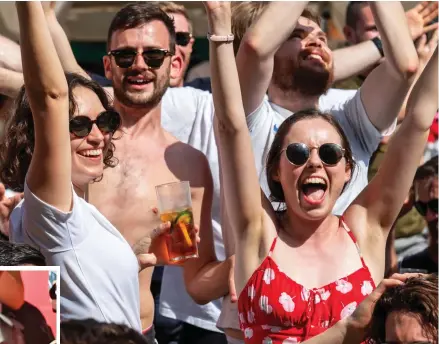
[1,1,166,331]
[206,1,438,342]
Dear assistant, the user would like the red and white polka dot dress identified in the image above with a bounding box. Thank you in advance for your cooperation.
[237,218,375,343]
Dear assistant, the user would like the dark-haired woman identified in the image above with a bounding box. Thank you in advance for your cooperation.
[1,2,143,330]
[205,1,438,343]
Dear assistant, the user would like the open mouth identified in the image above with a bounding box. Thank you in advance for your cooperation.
[300,176,328,205]
[78,149,102,160]
[126,76,153,86]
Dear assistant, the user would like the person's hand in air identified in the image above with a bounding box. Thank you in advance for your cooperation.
[406,1,438,41]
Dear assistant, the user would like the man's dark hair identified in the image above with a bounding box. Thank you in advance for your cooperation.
[107,2,176,54]
[61,319,147,344]
[366,274,438,344]
[345,1,369,29]
[0,240,46,266]
[414,156,438,181]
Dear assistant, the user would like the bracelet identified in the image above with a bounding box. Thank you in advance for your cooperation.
[207,33,234,43]
[371,37,384,57]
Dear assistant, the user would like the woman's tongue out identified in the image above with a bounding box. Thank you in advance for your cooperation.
[300,179,327,205]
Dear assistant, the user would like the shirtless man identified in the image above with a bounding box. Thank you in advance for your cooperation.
[84,3,233,339]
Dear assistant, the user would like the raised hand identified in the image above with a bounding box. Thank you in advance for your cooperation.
[406,1,439,40]
[0,183,23,238]
[416,29,438,68]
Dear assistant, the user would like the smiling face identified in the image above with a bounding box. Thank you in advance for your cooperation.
[272,16,334,96]
[103,20,180,109]
[169,12,193,87]
[70,86,111,187]
[272,117,351,219]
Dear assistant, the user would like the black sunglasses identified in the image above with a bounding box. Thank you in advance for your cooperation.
[282,143,345,166]
[414,199,438,216]
[176,32,192,47]
[107,48,173,69]
[69,110,121,138]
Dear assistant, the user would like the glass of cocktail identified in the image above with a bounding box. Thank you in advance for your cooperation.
[153,181,198,263]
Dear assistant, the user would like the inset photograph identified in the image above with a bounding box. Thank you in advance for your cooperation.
[0,267,59,344]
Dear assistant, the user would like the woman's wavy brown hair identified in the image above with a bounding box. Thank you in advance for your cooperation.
[366,274,438,344]
[266,109,356,206]
[0,72,118,192]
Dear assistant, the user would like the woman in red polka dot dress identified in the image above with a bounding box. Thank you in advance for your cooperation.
[206,0,437,343]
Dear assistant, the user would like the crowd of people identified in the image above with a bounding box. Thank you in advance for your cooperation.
[0,1,437,344]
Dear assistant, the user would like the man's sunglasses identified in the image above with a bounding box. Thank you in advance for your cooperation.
[69,110,121,138]
[414,199,438,216]
[281,143,345,166]
[176,32,192,47]
[107,48,173,69]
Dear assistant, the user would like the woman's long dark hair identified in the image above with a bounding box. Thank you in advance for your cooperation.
[0,72,118,192]
[266,109,356,205]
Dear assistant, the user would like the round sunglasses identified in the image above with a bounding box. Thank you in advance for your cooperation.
[176,32,193,47]
[414,198,438,216]
[282,143,345,166]
[107,48,173,69]
[69,110,121,138]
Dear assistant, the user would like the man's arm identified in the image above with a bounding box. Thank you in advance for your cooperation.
[183,154,234,305]
[0,68,23,98]
[236,1,308,116]
[333,41,382,82]
[42,2,89,78]
[333,1,438,83]
[360,2,419,132]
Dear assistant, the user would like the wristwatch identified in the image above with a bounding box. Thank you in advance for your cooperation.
[371,37,384,57]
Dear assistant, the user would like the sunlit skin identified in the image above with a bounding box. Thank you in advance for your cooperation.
[69,87,111,190]
[169,12,194,87]
[385,312,432,343]
[273,118,351,221]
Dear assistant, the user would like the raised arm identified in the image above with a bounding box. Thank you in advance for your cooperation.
[206,1,270,294]
[236,1,308,115]
[42,1,89,79]
[354,48,438,244]
[333,1,438,83]
[333,41,382,82]
[16,1,72,211]
[360,2,419,131]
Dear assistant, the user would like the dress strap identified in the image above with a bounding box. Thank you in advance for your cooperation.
[340,216,368,269]
[268,236,278,257]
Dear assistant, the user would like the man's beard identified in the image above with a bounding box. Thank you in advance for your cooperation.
[114,68,170,109]
[272,54,334,97]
